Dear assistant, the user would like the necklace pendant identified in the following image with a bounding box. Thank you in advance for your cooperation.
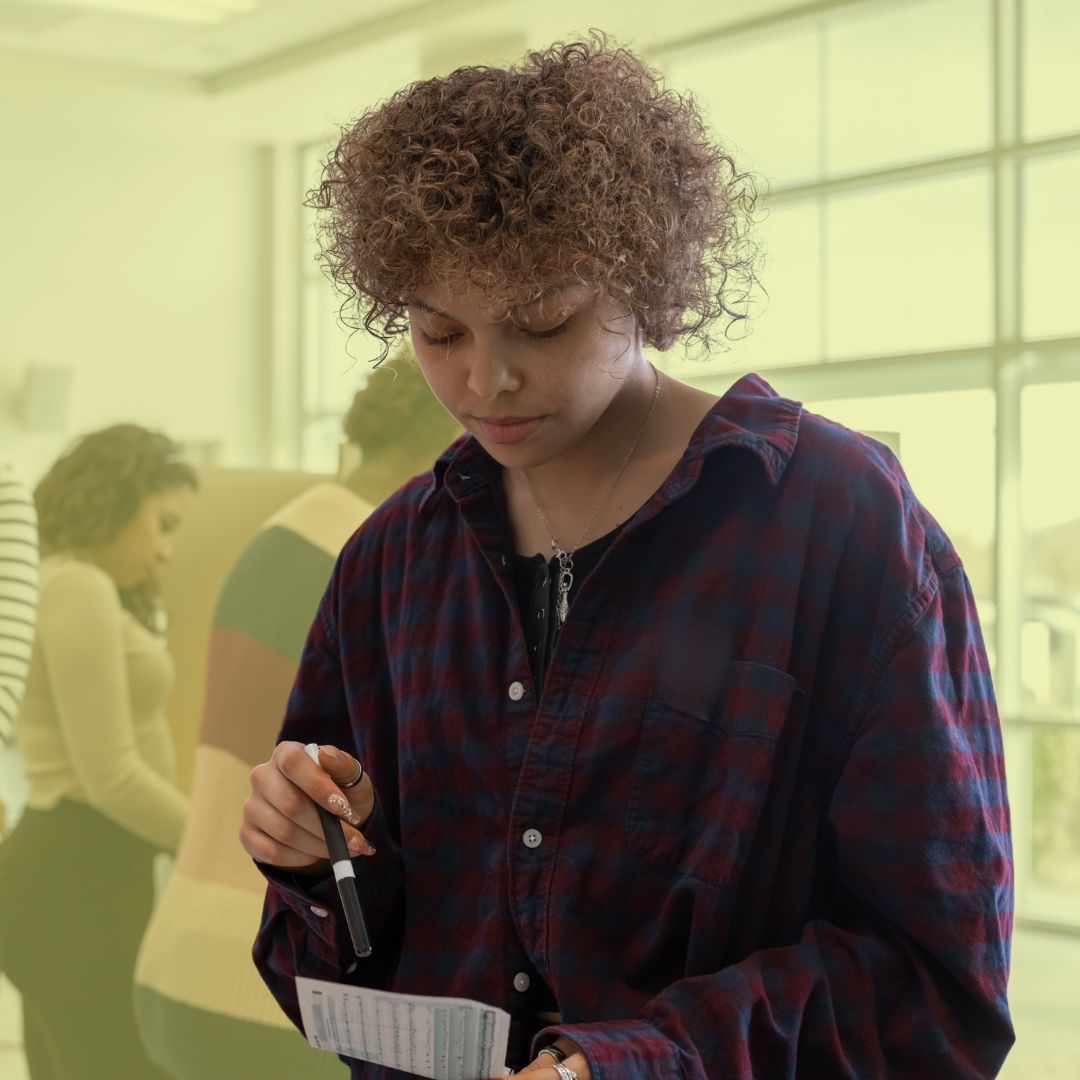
[557,585,570,626]
[554,548,574,628]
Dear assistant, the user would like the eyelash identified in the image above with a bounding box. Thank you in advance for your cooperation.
[420,319,572,347]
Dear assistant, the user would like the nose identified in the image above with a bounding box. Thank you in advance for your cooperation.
[464,340,522,401]
[157,537,174,565]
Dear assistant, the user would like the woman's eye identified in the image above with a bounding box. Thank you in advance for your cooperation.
[526,319,571,339]
[420,330,459,346]
[420,318,571,347]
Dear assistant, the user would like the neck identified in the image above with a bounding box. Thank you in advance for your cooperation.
[520,359,662,496]
[510,360,663,552]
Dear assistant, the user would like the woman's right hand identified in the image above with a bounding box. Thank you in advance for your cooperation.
[239,741,377,876]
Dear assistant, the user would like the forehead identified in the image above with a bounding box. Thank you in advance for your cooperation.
[409,279,594,321]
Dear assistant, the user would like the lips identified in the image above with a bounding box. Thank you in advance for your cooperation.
[473,416,543,445]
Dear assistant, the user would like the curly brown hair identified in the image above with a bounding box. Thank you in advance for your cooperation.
[35,424,199,634]
[307,29,766,366]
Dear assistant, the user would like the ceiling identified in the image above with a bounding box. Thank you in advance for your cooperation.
[0,0,429,76]
[0,0,813,77]
[0,0,821,142]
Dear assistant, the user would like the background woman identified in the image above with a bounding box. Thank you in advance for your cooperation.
[0,424,197,1079]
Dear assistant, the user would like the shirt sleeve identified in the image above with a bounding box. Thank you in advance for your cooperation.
[36,562,188,850]
[250,589,406,1038]
[0,466,38,744]
[537,562,1015,1079]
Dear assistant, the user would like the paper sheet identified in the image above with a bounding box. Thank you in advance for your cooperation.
[296,975,514,1078]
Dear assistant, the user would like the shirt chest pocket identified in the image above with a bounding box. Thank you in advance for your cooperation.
[626,660,803,887]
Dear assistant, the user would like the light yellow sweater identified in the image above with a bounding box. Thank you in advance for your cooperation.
[17,553,188,851]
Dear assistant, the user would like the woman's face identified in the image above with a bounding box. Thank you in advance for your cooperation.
[407,279,646,470]
[96,485,194,589]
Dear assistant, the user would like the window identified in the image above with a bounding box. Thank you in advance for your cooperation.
[656,0,1080,932]
[299,142,373,475]
[825,170,994,359]
[1022,152,1080,341]
[1023,0,1080,140]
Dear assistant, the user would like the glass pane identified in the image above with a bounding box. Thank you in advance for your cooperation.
[1021,380,1080,717]
[656,197,821,376]
[1023,0,1080,140]
[1022,153,1080,340]
[300,414,343,476]
[665,23,821,190]
[301,280,364,416]
[302,144,322,271]
[301,280,324,414]
[728,198,823,368]
[302,139,336,272]
[794,386,997,624]
[825,0,992,176]
[825,170,994,359]
[1030,726,1080,925]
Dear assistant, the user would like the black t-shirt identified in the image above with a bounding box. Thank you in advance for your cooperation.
[511,522,625,694]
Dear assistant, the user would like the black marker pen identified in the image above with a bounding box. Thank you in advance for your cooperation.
[304,742,373,958]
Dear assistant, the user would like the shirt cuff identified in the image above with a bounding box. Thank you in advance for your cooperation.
[532,1019,683,1080]
[252,793,400,956]
[253,860,343,953]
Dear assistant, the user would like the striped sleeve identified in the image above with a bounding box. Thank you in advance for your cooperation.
[0,464,39,744]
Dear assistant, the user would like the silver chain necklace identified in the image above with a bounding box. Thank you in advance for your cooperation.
[517,363,661,631]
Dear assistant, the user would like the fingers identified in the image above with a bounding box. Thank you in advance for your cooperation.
[312,743,363,789]
[241,786,327,866]
[277,740,369,829]
[239,741,375,870]
[516,1040,587,1079]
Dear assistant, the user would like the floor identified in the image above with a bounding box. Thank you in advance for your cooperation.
[1,926,1077,1078]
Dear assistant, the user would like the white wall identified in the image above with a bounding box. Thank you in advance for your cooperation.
[0,51,269,486]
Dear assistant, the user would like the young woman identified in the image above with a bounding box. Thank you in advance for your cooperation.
[0,424,196,1079]
[239,35,1015,1079]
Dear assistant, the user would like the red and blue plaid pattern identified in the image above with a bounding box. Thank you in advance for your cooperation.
[253,372,1014,1078]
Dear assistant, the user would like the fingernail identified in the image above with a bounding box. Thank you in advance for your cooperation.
[364,841,376,856]
[348,835,364,854]
[327,793,360,826]
[321,745,341,761]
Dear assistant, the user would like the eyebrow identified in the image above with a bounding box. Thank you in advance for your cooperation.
[406,287,577,323]
[408,297,452,318]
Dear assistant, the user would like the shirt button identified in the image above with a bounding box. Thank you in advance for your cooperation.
[523,828,543,849]
[508,681,525,701]
[513,972,531,992]
[310,906,330,918]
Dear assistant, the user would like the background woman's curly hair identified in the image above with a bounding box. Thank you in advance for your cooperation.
[34,424,199,635]
[341,337,463,464]
[307,29,768,365]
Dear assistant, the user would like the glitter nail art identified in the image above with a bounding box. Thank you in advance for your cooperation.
[328,793,360,826]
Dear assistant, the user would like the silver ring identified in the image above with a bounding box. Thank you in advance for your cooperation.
[538,1046,566,1064]
[339,760,364,788]
[553,1065,578,1080]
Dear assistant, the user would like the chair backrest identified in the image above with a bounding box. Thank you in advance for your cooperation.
[157,467,329,793]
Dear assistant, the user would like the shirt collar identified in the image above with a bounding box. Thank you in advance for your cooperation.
[418,371,801,515]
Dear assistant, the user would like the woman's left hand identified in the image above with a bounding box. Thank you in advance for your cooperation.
[497,1036,590,1079]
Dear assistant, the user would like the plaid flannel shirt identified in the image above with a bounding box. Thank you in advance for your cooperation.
[253,372,1014,1079]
